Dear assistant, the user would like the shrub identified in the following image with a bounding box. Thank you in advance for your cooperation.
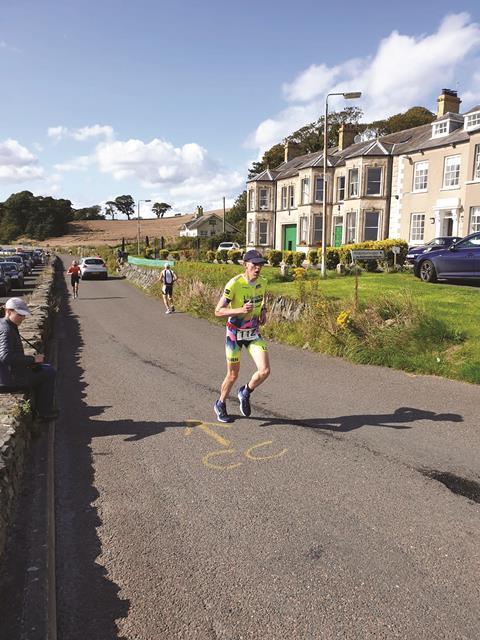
[308,250,318,266]
[228,249,242,264]
[206,250,216,263]
[293,267,307,280]
[293,251,306,267]
[268,249,283,267]
[216,249,228,263]
[159,249,169,260]
[182,249,193,261]
[337,239,408,269]
[144,248,153,259]
[283,251,294,265]
[170,251,180,261]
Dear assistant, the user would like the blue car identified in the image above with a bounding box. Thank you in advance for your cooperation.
[414,232,480,282]
[406,236,461,265]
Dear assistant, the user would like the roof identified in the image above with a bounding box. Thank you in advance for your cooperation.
[182,212,238,232]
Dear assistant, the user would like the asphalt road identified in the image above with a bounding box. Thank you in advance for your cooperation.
[25,260,480,638]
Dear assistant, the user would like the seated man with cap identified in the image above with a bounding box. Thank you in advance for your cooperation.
[0,297,57,421]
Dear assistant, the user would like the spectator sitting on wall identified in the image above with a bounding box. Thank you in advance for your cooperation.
[0,298,58,421]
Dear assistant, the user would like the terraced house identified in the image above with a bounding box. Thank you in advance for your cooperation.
[246,89,480,251]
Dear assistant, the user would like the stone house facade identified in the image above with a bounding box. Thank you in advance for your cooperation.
[246,89,480,251]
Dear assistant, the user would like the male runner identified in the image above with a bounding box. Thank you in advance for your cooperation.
[214,249,270,423]
[159,263,178,314]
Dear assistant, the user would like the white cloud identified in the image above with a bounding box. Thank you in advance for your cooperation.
[248,13,480,152]
[54,155,93,172]
[0,139,44,183]
[48,124,114,141]
[95,138,213,185]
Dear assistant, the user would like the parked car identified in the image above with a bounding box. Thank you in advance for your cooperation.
[80,257,108,280]
[406,236,462,265]
[0,262,24,288]
[217,242,241,252]
[0,265,12,296]
[1,255,26,277]
[414,231,480,283]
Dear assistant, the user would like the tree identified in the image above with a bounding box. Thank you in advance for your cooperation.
[73,205,104,220]
[369,106,435,136]
[225,190,246,238]
[152,202,172,218]
[0,191,73,242]
[106,195,135,220]
[104,204,116,220]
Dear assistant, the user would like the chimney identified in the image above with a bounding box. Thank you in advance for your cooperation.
[338,123,356,151]
[195,205,203,219]
[437,88,461,118]
[284,141,301,163]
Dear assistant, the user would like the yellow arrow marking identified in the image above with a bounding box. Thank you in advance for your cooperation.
[244,440,288,461]
[184,420,232,447]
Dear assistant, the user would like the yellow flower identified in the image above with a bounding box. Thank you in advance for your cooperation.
[336,310,350,328]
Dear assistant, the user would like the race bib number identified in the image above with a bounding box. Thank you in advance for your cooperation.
[237,328,259,341]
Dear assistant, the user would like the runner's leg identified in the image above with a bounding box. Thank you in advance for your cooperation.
[219,361,240,402]
[246,343,270,391]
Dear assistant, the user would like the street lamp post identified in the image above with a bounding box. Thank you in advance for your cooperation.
[137,199,152,256]
[321,91,362,277]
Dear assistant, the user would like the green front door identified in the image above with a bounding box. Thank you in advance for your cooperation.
[283,224,297,251]
[334,221,343,247]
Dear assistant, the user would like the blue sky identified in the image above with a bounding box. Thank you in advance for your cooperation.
[1,0,479,216]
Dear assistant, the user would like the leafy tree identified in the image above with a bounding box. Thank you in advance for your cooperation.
[104,204,116,220]
[152,202,172,218]
[0,191,73,242]
[225,191,246,238]
[106,195,135,220]
[73,205,104,220]
[369,106,435,136]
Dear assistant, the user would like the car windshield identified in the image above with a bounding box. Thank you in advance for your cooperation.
[427,238,447,246]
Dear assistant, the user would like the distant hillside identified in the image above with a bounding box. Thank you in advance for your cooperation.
[26,210,225,247]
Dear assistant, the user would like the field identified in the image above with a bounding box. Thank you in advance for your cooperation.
[34,216,196,247]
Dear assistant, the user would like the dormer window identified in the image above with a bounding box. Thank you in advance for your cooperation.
[432,121,449,138]
[431,115,464,138]
[465,111,480,132]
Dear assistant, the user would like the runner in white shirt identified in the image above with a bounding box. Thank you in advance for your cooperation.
[159,263,178,314]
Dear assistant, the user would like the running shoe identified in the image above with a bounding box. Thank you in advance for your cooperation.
[237,385,251,417]
[165,309,171,314]
[214,400,233,423]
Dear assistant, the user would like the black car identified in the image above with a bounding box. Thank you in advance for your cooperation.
[0,265,12,296]
[1,262,24,288]
[406,236,462,265]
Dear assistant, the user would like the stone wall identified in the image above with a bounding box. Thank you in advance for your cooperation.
[0,257,60,559]
[120,263,305,322]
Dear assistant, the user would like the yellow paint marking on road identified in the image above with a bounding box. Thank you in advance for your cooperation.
[184,419,203,436]
[244,440,288,461]
[203,449,244,470]
[198,423,232,447]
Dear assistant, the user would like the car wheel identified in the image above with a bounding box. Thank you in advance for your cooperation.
[419,259,437,283]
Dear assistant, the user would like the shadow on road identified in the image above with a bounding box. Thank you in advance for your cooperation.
[56,267,131,640]
[255,406,463,432]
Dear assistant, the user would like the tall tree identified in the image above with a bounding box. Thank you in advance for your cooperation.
[106,195,135,220]
[104,204,116,220]
[225,191,246,238]
[152,202,172,218]
[73,205,104,220]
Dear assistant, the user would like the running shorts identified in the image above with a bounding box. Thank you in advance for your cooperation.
[225,333,267,363]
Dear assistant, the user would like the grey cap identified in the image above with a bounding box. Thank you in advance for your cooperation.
[5,297,31,316]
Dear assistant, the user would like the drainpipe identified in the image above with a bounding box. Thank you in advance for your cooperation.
[272,181,277,250]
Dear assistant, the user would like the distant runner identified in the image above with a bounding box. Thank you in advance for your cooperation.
[67,260,81,299]
[159,263,178,314]
[213,249,270,423]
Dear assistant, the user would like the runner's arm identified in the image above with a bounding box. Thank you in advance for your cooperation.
[214,296,253,318]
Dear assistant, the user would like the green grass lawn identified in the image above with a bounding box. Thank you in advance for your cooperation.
[173,262,480,383]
